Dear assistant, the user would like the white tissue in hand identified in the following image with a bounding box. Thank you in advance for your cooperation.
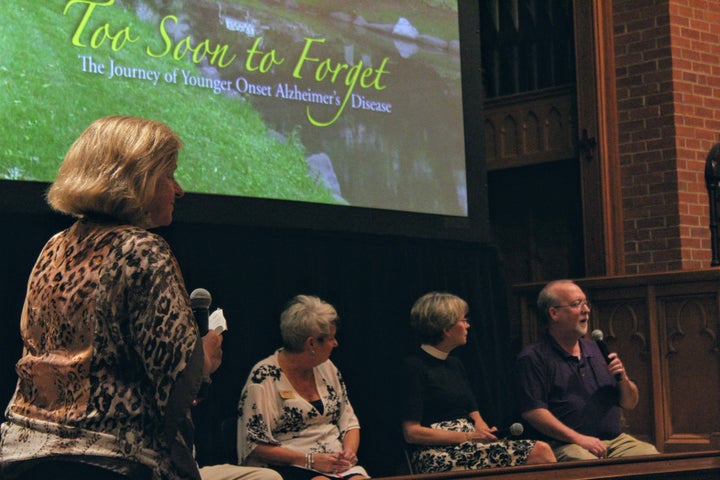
[209,308,228,334]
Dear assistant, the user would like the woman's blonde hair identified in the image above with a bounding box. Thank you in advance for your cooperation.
[47,115,182,227]
[410,292,468,345]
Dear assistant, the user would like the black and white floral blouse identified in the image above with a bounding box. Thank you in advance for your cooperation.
[237,350,361,467]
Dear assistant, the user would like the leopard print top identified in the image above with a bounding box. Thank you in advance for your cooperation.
[0,221,203,480]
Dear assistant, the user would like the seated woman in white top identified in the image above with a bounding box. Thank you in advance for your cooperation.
[236,295,369,480]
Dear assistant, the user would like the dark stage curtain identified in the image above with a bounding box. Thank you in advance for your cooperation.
[0,213,513,477]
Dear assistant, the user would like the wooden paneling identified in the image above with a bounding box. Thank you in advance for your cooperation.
[514,269,720,453]
[484,86,576,171]
[484,0,624,279]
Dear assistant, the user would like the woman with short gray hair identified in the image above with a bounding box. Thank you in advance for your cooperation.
[280,294,338,352]
[238,295,369,480]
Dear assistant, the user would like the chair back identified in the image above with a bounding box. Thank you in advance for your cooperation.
[221,416,239,465]
[403,448,415,474]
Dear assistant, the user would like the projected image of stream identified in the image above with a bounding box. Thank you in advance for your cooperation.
[137,1,467,216]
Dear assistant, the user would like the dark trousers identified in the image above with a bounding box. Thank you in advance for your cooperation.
[9,459,152,480]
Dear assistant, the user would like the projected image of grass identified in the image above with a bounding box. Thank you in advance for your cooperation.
[0,2,338,204]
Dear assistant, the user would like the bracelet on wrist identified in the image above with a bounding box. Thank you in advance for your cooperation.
[305,452,315,469]
[465,431,473,443]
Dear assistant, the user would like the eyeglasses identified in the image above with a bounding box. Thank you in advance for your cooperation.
[552,300,591,310]
[456,316,470,326]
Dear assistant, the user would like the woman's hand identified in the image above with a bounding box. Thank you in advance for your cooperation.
[467,426,499,443]
[339,449,358,467]
[202,330,223,377]
[313,452,354,474]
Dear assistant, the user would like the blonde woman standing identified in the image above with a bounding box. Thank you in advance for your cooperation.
[0,116,223,480]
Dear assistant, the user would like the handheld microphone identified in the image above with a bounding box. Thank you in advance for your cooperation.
[495,422,524,439]
[590,329,622,381]
[190,288,212,336]
[190,288,212,405]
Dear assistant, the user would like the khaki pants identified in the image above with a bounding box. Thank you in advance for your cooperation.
[553,433,659,461]
[200,464,283,480]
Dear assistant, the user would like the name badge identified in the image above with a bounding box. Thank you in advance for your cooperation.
[279,390,296,399]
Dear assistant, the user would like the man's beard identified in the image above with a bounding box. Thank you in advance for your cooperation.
[575,321,588,337]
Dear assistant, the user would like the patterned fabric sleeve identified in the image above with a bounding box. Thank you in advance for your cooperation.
[113,229,202,479]
[237,362,283,464]
[332,364,360,438]
[119,230,199,411]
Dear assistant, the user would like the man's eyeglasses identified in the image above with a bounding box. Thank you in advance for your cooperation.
[552,300,591,310]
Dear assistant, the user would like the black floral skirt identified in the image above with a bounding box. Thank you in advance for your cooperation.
[409,418,535,474]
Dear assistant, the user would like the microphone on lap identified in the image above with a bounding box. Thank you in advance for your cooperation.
[190,288,212,336]
[590,329,623,381]
[494,422,524,439]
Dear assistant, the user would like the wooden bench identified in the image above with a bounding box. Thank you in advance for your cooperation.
[377,451,720,480]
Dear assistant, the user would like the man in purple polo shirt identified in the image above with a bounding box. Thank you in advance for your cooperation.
[514,280,659,461]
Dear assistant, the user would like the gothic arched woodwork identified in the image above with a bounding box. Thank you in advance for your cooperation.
[483,0,623,278]
[484,87,576,171]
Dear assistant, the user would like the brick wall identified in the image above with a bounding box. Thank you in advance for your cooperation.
[614,0,720,273]
[668,0,720,268]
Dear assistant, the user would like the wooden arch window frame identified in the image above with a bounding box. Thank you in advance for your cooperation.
[482,0,623,276]
[574,0,624,276]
